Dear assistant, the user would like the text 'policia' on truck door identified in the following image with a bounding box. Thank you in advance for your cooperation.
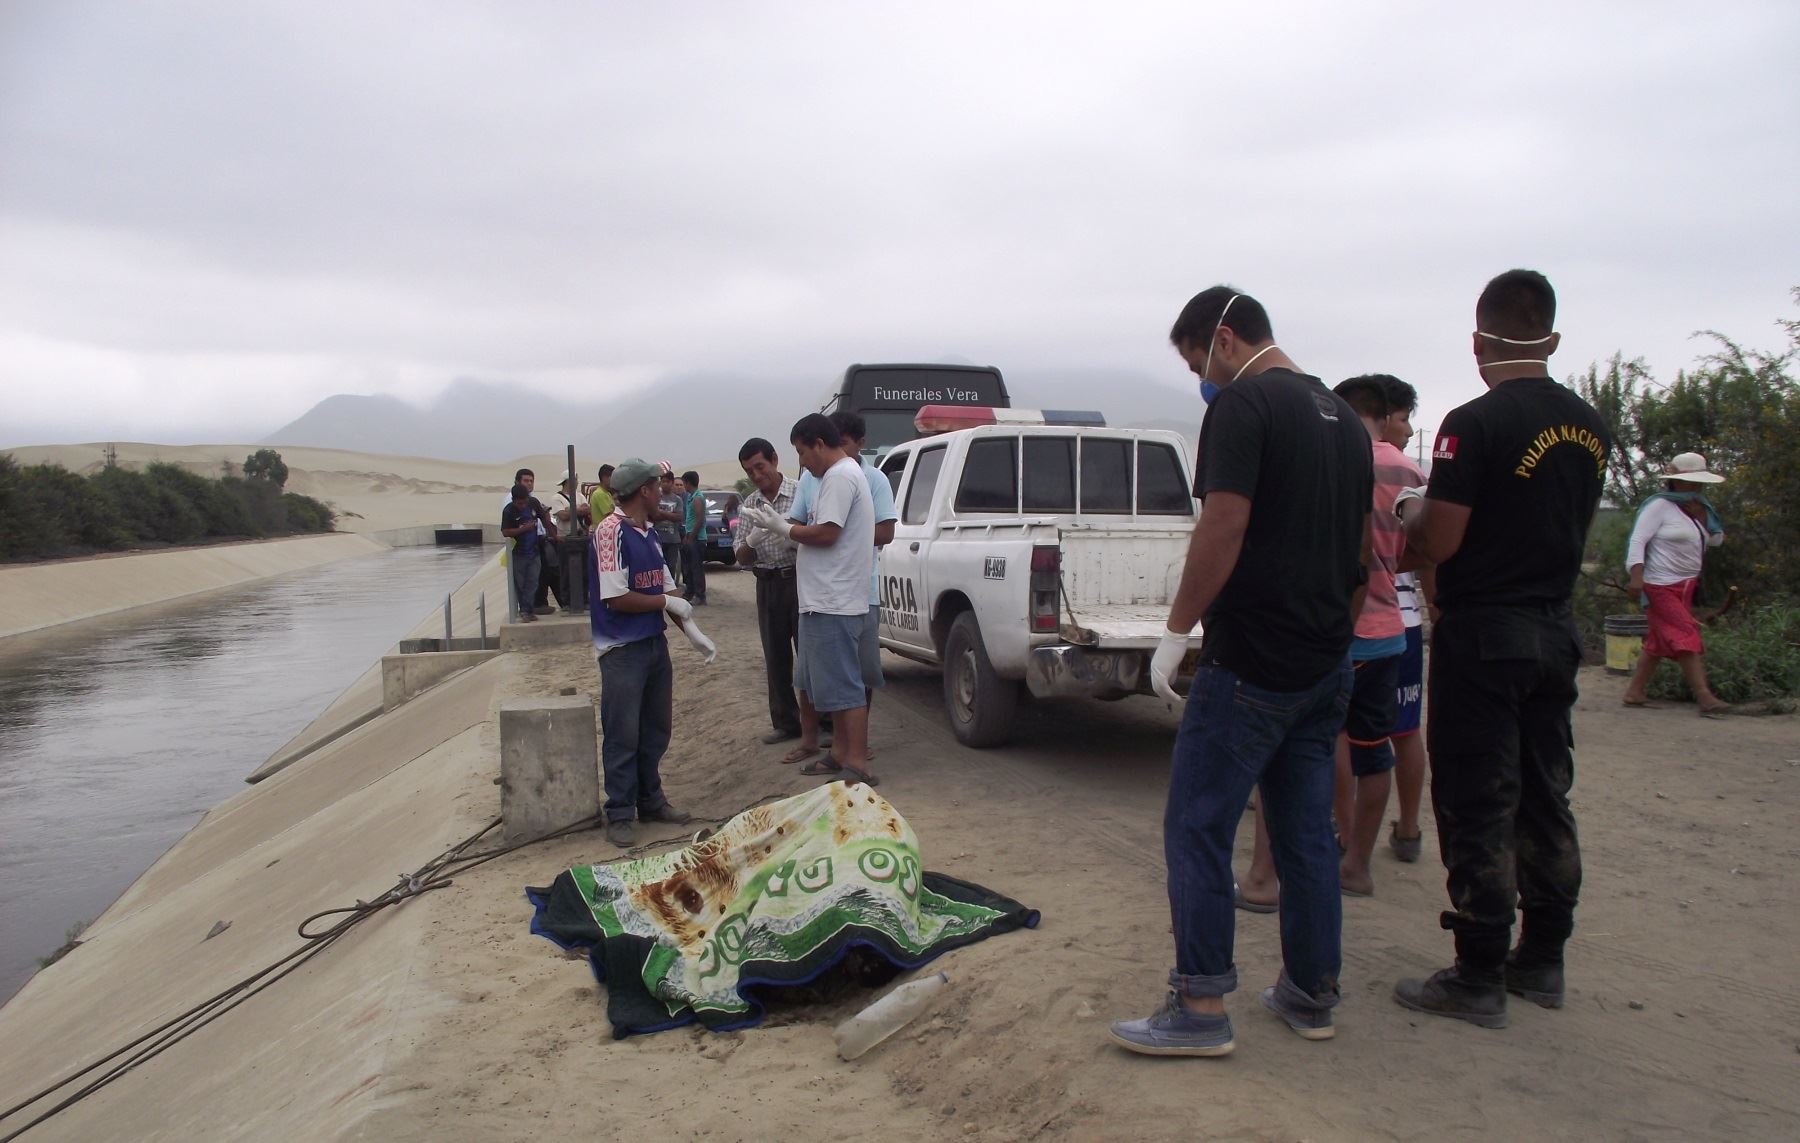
[876,444,944,655]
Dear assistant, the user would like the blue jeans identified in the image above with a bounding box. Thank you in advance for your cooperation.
[512,545,540,613]
[597,635,673,823]
[1164,659,1352,1002]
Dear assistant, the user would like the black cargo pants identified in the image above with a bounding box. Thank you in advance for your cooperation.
[1426,603,1583,981]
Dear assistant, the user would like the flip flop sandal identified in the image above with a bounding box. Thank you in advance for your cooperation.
[781,745,821,765]
[799,758,844,777]
[840,768,880,787]
[1698,705,1731,719]
[1621,698,1663,709]
[1233,882,1279,914]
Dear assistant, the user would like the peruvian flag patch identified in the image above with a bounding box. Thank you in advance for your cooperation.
[1433,434,1458,461]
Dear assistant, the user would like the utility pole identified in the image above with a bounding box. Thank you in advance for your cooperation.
[102,443,118,470]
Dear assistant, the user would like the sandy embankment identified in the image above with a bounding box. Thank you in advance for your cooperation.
[1,566,1795,1140]
[0,532,386,640]
[3,441,747,535]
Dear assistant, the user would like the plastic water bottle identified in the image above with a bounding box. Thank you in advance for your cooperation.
[833,971,950,1060]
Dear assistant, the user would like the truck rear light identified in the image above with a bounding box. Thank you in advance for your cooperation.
[1030,544,1060,632]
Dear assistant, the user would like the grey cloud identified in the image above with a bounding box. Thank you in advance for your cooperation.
[1,0,1796,446]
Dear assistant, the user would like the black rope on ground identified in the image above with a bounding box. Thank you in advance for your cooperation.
[0,787,799,1140]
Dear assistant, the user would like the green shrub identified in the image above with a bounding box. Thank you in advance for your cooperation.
[0,450,337,560]
[0,460,130,556]
[282,492,336,532]
[1644,601,1800,709]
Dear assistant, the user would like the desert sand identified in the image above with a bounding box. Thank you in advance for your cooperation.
[2,563,1795,1141]
[3,441,750,535]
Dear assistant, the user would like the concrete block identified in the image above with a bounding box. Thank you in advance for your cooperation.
[498,615,593,650]
[499,696,599,844]
[381,648,503,711]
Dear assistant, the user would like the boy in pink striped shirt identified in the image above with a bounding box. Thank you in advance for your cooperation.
[1332,376,1427,896]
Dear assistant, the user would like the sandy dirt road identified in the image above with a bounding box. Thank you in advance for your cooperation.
[373,566,1800,1142]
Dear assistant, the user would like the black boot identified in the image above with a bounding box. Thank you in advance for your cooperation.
[1393,965,1508,1029]
[1504,950,1565,1009]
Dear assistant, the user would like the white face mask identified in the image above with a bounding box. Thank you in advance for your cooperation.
[1475,330,1555,371]
[1200,294,1280,394]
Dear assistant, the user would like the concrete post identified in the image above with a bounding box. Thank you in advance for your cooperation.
[499,696,599,845]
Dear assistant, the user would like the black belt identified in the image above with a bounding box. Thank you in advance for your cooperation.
[752,566,797,579]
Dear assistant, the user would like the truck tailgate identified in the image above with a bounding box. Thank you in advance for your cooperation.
[1055,526,1198,648]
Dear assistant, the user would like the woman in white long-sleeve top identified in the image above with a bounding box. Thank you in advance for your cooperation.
[1621,452,1729,716]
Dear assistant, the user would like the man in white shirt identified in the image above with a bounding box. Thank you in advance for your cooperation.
[741,413,876,784]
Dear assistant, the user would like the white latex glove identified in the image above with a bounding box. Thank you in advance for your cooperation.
[1149,627,1188,704]
[662,594,694,623]
[741,502,793,539]
[678,617,718,665]
[1392,485,1427,521]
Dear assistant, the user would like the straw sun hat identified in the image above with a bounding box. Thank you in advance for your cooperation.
[1661,452,1724,484]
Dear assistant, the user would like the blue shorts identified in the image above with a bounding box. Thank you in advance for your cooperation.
[796,611,867,713]
[1392,625,1423,738]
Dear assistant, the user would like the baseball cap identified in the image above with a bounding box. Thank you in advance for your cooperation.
[611,458,660,498]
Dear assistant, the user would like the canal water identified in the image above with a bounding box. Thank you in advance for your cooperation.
[0,544,492,1000]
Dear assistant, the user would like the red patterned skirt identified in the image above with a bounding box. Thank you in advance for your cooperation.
[1643,579,1704,658]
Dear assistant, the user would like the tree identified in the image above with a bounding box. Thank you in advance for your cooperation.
[733,476,755,498]
[243,448,289,489]
[1575,290,1800,603]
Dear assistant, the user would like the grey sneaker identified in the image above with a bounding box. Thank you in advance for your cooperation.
[1259,972,1335,1040]
[1504,954,1565,1009]
[606,819,635,847]
[1393,966,1507,1029]
[1109,991,1235,1057]
[640,803,691,825]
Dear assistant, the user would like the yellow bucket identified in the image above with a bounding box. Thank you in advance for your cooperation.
[1603,613,1647,675]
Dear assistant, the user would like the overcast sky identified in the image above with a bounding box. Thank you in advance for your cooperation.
[2,0,1796,449]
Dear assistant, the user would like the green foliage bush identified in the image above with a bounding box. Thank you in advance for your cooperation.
[1644,602,1800,710]
[282,491,336,532]
[0,449,335,561]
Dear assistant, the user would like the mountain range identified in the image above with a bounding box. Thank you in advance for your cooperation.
[263,369,1202,466]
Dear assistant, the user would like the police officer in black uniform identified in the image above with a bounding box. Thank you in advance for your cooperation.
[1391,269,1608,1028]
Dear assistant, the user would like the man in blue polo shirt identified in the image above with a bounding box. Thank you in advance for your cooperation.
[589,457,696,847]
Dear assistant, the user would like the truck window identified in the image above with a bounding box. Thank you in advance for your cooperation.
[1021,436,1075,512]
[880,450,909,499]
[955,437,1018,513]
[1079,437,1132,512]
[903,446,946,525]
[1137,442,1194,515]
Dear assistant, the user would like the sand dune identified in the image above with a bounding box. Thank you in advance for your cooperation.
[2,442,749,533]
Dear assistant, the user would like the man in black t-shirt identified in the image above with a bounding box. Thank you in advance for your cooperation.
[1110,287,1371,1059]
[1392,269,1607,1028]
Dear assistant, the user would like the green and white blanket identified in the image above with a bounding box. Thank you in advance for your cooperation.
[527,784,1037,1036]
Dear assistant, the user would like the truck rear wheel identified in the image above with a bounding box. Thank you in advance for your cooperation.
[944,612,1018,748]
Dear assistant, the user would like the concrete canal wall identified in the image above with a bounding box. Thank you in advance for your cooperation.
[0,533,387,640]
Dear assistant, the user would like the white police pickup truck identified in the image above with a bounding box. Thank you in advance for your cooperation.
[874,406,1203,746]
